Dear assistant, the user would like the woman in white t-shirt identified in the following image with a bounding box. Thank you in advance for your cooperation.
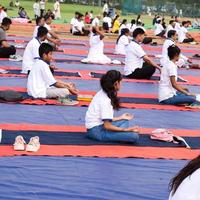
[81,27,112,64]
[102,12,112,32]
[169,155,200,200]
[85,70,139,143]
[159,45,197,105]
[127,19,136,33]
[119,19,127,35]
[115,28,130,55]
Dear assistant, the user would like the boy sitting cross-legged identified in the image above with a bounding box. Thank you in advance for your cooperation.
[27,43,79,105]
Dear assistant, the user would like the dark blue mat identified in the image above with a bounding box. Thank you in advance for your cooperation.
[1,130,193,148]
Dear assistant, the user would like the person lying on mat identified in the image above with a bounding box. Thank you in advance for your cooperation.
[33,16,45,38]
[115,28,130,55]
[85,70,140,143]
[161,30,199,69]
[169,155,200,200]
[178,21,194,44]
[27,43,79,105]
[0,17,16,58]
[81,27,113,64]
[22,26,48,74]
[44,14,61,47]
[124,28,161,80]
[159,45,197,105]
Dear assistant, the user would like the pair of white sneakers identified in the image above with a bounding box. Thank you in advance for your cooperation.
[13,135,40,152]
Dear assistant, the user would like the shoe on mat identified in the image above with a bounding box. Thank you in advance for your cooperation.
[58,97,79,105]
[9,55,22,62]
[13,135,26,151]
[26,136,40,152]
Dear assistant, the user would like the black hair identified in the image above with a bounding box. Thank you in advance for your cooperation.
[168,45,180,60]
[1,17,12,26]
[132,27,145,38]
[39,43,53,58]
[169,20,174,25]
[182,21,187,26]
[103,11,108,17]
[36,16,43,25]
[131,19,136,28]
[44,14,52,21]
[100,70,122,110]
[167,30,176,38]
[37,26,48,38]
[120,19,127,27]
[170,155,200,196]
[77,13,84,19]
[116,28,129,44]
[156,20,161,24]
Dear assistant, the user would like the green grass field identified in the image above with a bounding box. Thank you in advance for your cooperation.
[1,0,194,29]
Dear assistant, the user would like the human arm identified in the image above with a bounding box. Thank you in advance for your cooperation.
[55,81,79,95]
[143,55,162,71]
[1,40,10,48]
[170,76,195,96]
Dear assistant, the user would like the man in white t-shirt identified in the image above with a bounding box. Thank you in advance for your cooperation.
[165,20,175,38]
[22,26,48,74]
[27,43,79,103]
[40,0,45,17]
[33,0,40,19]
[154,20,165,37]
[44,14,61,47]
[92,15,101,27]
[33,16,45,38]
[178,21,194,43]
[0,7,8,24]
[102,12,111,32]
[102,1,109,14]
[72,13,90,36]
[70,12,79,33]
[124,28,161,79]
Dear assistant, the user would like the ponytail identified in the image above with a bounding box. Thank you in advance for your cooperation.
[100,70,122,110]
[116,28,129,44]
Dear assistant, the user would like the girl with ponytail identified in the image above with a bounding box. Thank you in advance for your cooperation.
[115,28,130,55]
[85,70,140,143]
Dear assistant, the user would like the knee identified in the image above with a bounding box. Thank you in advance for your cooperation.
[131,133,139,143]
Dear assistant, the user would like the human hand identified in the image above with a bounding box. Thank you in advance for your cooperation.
[124,126,140,133]
[121,113,134,121]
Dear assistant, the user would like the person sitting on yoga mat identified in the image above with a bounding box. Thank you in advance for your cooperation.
[124,28,161,79]
[33,16,45,38]
[81,27,112,64]
[154,19,165,37]
[0,17,16,58]
[115,28,130,55]
[159,45,197,105]
[27,43,79,105]
[85,70,140,143]
[169,155,200,200]
[22,26,48,74]
[44,14,61,48]
[178,21,194,43]
[161,30,199,69]
[72,13,90,36]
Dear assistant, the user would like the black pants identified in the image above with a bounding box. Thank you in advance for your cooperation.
[40,9,45,17]
[156,30,166,37]
[142,37,152,44]
[73,29,90,36]
[0,46,16,58]
[126,62,156,80]
[103,22,109,31]
[183,38,194,43]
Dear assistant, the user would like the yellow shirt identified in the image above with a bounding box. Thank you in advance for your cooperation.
[112,20,120,33]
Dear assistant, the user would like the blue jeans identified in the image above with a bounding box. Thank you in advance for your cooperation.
[161,92,196,105]
[86,120,139,144]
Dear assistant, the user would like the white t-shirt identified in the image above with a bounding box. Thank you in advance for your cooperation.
[102,3,109,13]
[27,59,56,98]
[165,24,174,37]
[40,1,45,10]
[158,60,177,102]
[72,19,84,33]
[169,169,200,200]
[178,26,188,43]
[92,17,100,27]
[85,90,114,129]
[119,24,127,35]
[44,23,51,38]
[33,2,40,16]
[21,37,41,74]
[154,23,164,35]
[115,35,129,55]
[70,17,76,25]
[103,16,112,28]
[124,41,146,76]
[0,10,7,24]
[127,23,136,33]
[175,22,181,33]
[33,26,39,38]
